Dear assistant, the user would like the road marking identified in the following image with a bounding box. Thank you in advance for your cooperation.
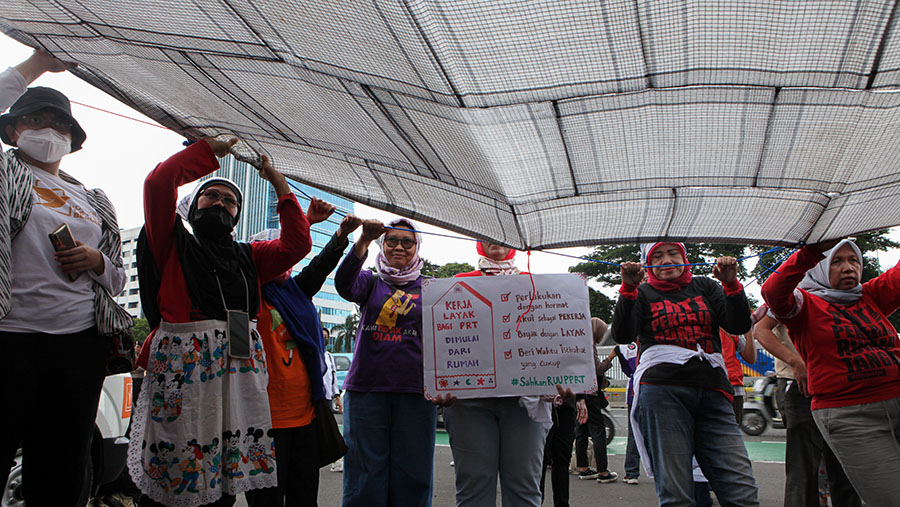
[606,437,786,464]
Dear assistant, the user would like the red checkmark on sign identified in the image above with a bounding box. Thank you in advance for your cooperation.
[501,292,510,302]
[504,350,512,359]
[503,330,511,339]
[502,314,510,323]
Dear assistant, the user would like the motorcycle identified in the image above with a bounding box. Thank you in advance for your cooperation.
[740,374,786,436]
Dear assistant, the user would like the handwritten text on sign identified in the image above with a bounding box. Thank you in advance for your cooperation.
[422,274,597,399]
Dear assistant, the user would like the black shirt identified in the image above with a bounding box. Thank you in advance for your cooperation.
[612,277,751,392]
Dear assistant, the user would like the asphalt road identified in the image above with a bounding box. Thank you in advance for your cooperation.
[236,407,789,506]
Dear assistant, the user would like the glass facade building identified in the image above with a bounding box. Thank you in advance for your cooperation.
[202,155,356,335]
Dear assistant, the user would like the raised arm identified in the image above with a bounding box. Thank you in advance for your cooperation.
[760,244,832,319]
[294,213,361,298]
[710,256,752,335]
[143,139,231,267]
[612,261,644,344]
[251,155,311,282]
[1,51,71,115]
[14,50,72,85]
[862,257,900,318]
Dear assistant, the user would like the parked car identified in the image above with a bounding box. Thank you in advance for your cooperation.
[3,372,133,507]
[331,353,353,413]
[332,353,353,388]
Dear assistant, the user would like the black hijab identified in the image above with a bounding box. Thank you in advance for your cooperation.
[139,178,259,324]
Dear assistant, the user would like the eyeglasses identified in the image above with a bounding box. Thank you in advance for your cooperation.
[384,236,417,249]
[19,114,74,134]
[199,188,239,209]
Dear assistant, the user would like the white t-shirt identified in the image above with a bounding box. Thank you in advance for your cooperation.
[322,351,340,400]
[0,167,111,333]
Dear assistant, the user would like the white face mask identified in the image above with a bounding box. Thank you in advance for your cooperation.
[16,127,71,163]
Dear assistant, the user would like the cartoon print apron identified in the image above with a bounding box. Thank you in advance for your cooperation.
[128,319,276,506]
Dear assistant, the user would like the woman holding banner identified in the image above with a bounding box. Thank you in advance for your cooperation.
[335,217,437,507]
[436,241,553,507]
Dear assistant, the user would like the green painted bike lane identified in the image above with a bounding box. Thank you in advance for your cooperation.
[604,436,785,463]
[437,432,785,463]
[348,428,786,464]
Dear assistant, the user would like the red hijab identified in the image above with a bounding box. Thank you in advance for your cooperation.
[642,242,693,292]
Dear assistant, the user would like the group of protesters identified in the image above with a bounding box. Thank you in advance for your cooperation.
[4,49,900,507]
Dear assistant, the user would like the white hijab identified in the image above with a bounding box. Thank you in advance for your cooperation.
[797,239,863,306]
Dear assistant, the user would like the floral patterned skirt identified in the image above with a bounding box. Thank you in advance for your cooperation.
[127,319,277,507]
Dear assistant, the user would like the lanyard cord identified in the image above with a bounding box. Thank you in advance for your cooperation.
[213,268,249,313]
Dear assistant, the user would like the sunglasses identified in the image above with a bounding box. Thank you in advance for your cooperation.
[200,188,239,209]
[19,114,74,134]
[384,236,417,249]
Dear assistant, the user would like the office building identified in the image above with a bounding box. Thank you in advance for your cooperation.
[203,155,357,335]
[115,225,143,318]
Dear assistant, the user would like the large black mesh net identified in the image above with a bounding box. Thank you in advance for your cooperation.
[3,1,900,248]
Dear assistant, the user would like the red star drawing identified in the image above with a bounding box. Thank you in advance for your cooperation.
[477,378,485,385]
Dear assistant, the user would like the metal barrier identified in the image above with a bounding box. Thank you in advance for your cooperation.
[597,343,775,382]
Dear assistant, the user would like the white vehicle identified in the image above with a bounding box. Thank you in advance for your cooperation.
[3,372,133,506]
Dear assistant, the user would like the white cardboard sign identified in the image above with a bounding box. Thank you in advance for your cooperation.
[422,273,597,399]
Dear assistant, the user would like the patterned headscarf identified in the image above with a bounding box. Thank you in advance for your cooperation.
[375,218,423,285]
[476,241,519,276]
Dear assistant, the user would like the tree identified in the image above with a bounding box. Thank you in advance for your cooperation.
[588,288,614,322]
[331,311,360,353]
[132,318,151,344]
[569,242,753,288]
[748,229,900,286]
[421,259,474,278]
[434,262,475,278]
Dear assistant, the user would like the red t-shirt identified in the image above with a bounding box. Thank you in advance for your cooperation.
[136,141,312,368]
[719,329,744,387]
[762,247,900,410]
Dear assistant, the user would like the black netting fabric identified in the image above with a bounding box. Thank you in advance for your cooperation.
[3,1,900,249]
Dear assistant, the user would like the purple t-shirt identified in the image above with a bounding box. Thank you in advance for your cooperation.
[335,251,424,394]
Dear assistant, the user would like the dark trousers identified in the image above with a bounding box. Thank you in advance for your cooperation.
[1,328,107,506]
[574,394,608,472]
[624,404,640,478]
[732,394,743,426]
[782,380,860,507]
[245,424,319,507]
[541,400,577,507]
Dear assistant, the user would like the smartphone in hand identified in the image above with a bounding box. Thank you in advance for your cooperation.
[48,223,79,281]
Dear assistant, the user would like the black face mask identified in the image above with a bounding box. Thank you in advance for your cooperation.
[190,205,235,240]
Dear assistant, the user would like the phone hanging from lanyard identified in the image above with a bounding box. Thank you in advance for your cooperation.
[214,269,252,360]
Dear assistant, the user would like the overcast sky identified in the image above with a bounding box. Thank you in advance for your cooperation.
[5,34,900,301]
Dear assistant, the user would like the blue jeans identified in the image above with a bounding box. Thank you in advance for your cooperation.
[342,391,437,507]
[635,385,759,507]
[444,397,549,507]
[625,404,640,478]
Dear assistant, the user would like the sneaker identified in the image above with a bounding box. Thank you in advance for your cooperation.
[578,468,599,480]
[597,471,618,483]
[624,476,639,485]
